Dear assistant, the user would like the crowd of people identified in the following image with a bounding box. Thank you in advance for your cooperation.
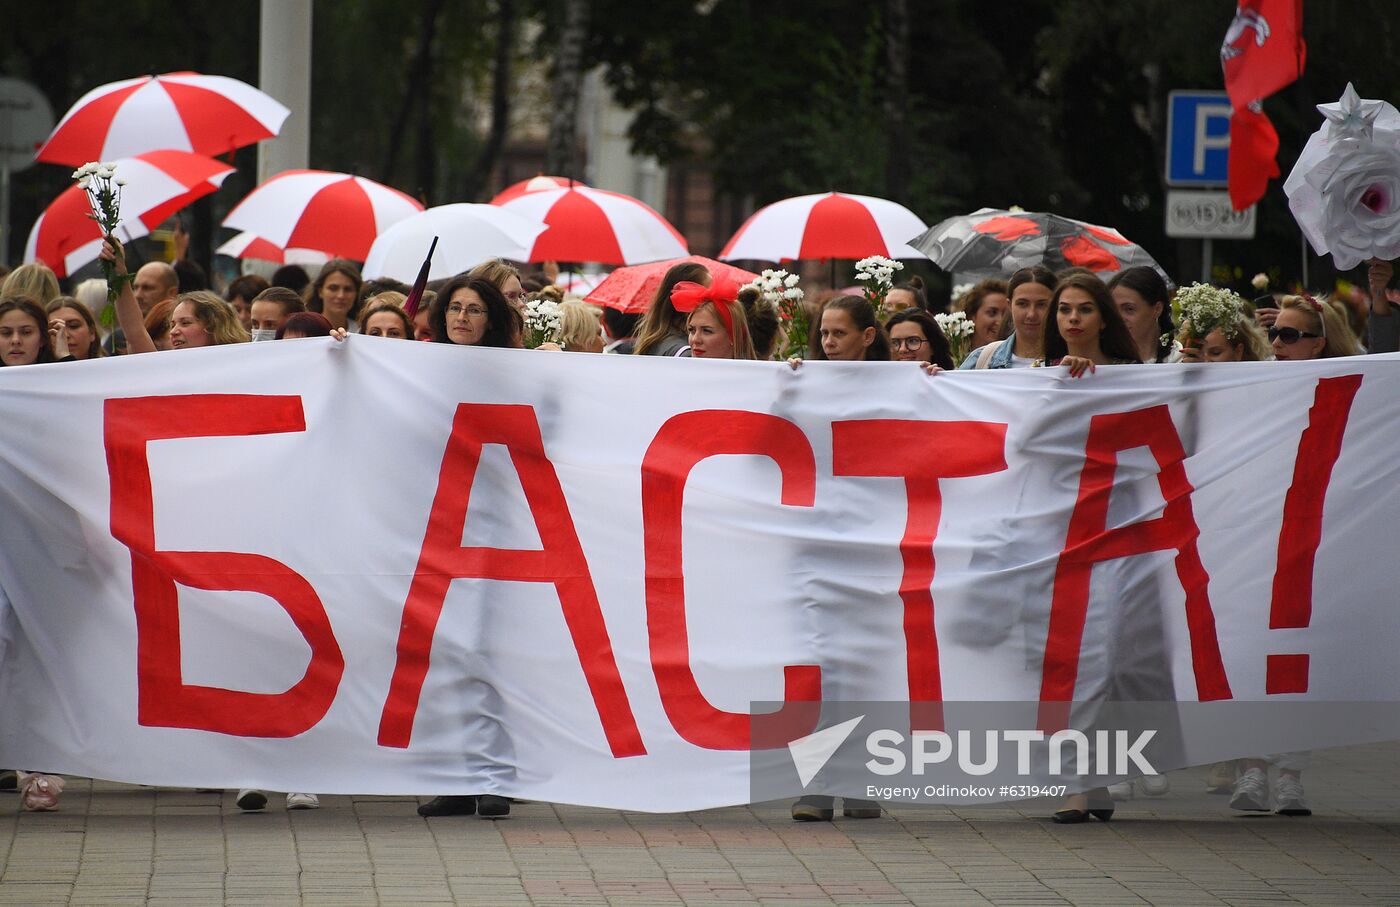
[1,238,1397,820]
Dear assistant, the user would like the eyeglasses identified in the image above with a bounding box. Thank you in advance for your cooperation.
[447,303,488,317]
[890,337,927,351]
[1267,326,1321,344]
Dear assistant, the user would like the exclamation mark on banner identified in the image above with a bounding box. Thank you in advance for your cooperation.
[1265,375,1362,694]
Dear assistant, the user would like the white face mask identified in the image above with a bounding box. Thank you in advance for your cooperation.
[250,329,278,343]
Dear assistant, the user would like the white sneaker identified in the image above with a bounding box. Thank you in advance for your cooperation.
[236,789,268,811]
[286,792,320,810]
[1137,774,1170,797]
[1274,775,1311,816]
[1230,767,1269,811]
[1107,781,1134,800]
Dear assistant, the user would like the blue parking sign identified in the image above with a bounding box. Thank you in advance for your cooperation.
[1167,91,1232,186]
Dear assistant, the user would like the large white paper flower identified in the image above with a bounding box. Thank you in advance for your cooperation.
[1285,84,1400,270]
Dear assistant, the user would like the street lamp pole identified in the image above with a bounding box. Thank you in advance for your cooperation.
[259,0,312,183]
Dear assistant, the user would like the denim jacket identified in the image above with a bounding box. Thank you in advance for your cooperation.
[958,338,1015,369]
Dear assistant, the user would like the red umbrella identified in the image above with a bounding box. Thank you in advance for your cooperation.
[36,71,290,166]
[585,256,758,314]
[24,150,234,277]
[719,192,929,262]
[222,170,425,262]
[489,174,587,206]
[495,186,687,264]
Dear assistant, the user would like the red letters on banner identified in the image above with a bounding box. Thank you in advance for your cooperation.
[104,395,344,737]
[642,410,821,749]
[1040,405,1232,726]
[378,404,645,756]
[832,420,1009,730]
[1267,375,1363,693]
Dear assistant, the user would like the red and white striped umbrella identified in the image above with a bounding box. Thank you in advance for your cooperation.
[496,186,687,264]
[222,170,424,262]
[36,71,290,167]
[719,191,929,262]
[24,150,235,278]
[489,174,587,206]
[215,231,331,267]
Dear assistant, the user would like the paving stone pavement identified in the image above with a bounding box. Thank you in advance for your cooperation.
[1,742,1398,906]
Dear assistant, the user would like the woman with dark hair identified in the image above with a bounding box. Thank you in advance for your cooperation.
[744,289,781,360]
[884,276,928,314]
[1107,267,1175,363]
[276,312,335,340]
[961,278,1009,351]
[46,297,103,360]
[633,262,711,356]
[430,275,521,348]
[1041,273,1141,377]
[959,266,1056,369]
[305,259,364,332]
[808,295,890,361]
[886,308,955,370]
[226,274,271,332]
[0,296,57,366]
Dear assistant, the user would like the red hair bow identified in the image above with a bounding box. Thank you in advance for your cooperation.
[670,275,741,336]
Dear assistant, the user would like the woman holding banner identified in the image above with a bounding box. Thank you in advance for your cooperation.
[959,266,1056,369]
[1039,273,1141,376]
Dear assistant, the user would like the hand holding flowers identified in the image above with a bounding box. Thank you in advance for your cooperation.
[73,162,134,327]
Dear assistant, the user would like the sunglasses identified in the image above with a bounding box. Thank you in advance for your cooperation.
[1267,326,1321,344]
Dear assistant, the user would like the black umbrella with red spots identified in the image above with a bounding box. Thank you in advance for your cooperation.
[908,207,1165,281]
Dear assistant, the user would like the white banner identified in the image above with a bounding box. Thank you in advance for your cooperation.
[0,338,1397,810]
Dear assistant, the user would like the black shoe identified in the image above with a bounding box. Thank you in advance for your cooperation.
[235,789,268,811]
[417,795,477,817]
[791,795,835,821]
[1052,807,1114,823]
[476,795,510,818]
[842,798,882,818]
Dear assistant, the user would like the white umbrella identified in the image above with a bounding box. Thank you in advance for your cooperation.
[361,203,548,282]
[1284,83,1400,271]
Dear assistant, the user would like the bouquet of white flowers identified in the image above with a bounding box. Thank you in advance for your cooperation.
[72,161,133,327]
[523,296,563,349]
[745,269,807,357]
[1168,282,1247,347]
[933,310,975,363]
[854,255,903,317]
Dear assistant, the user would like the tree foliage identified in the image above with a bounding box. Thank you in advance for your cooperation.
[4,0,1400,290]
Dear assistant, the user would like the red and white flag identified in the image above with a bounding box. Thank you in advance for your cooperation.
[1220,0,1306,210]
